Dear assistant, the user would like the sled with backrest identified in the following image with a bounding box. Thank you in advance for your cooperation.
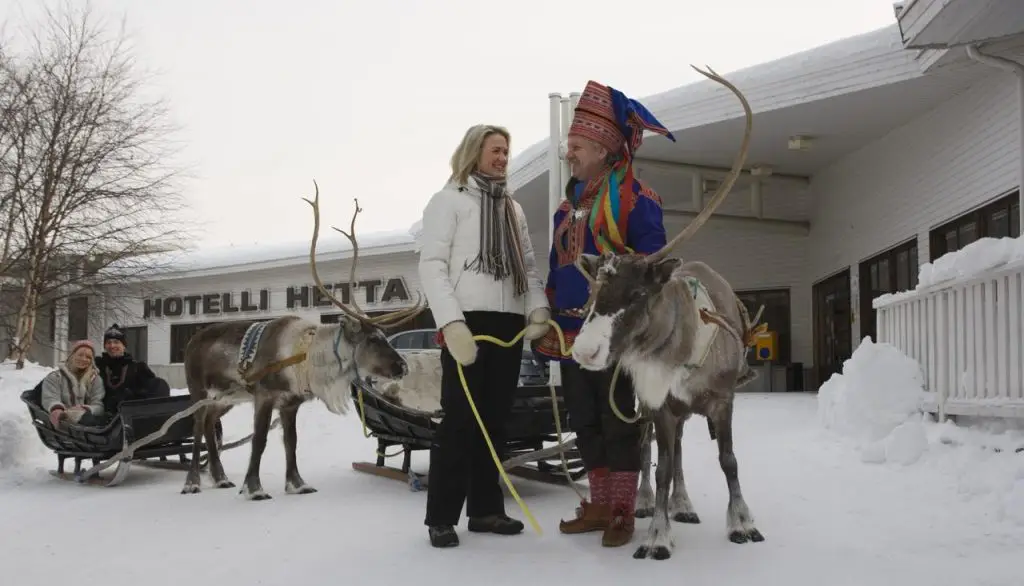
[20,381,241,487]
[348,351,586,490]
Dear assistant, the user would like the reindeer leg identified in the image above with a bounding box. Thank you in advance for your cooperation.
[669,415,699,524]
[282,397,316,495]
[711,399,764,544]
[240,396,275,501]
[181,405,206,494]
[635,422,655,518]
[634,409,676,561]
[205,406,233,489]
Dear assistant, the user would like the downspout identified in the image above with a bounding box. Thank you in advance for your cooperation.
[966,44,1024,234]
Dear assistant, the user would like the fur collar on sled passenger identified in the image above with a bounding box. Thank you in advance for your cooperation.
[57,362,98,405]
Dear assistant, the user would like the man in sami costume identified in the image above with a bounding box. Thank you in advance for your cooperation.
[534,80,674,547]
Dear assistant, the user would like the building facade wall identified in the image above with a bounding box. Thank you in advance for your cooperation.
[807,65,1022,346]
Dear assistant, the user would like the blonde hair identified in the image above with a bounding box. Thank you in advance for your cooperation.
[449,124,511,185]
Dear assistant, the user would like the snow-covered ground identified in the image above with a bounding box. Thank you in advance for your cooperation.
[1,343,1022,586]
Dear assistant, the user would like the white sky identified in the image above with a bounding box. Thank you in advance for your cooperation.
[2,0,900,248]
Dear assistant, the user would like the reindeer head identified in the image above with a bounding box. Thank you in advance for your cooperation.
[568,65,754,372]
[303,183,427,383]
[571,252,683,370]
[337,317,408,380]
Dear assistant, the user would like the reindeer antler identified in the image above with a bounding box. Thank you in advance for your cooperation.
[304,181,427,330]
[645,65,754,264]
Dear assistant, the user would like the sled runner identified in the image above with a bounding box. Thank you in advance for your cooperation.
[20,384,256,487]
[349,375,586,490]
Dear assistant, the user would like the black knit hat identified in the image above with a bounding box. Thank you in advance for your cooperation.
[104,323,127,344]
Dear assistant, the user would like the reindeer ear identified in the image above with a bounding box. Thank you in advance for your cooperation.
[576,253,602,279]
[648,257,681,284]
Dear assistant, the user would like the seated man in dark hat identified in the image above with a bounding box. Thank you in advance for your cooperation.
[95,324,170,416]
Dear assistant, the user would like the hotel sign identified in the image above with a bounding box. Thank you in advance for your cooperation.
[143,277,412,319]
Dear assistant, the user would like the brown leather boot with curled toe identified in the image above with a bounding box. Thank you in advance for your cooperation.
[559,499,612,534]
[601,470,639,547]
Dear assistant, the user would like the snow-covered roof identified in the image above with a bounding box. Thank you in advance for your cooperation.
[507,24,918,191]
[104,226,418,282]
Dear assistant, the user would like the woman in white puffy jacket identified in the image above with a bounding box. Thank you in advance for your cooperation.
[418,124,550,548]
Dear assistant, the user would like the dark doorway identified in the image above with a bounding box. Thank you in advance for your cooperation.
[813,268,852,388]
[858,238,918,343]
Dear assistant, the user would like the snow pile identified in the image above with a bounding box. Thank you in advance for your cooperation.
[925,420,1024,525]
[817,337,929,458]
[918,235,1024,289]
[817,338,1024,525]
[0,360,51,471]
[876,235,1024,305]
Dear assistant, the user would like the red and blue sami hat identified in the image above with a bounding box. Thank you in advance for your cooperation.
[568,80,676,156]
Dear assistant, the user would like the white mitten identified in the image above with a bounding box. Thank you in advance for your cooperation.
[523,308,551,341]
[442,320,478,366]
[65,407,87,424]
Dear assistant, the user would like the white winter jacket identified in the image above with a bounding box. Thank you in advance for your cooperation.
[417,177,548,330]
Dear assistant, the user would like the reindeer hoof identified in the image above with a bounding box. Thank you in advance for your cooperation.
[214,479,235,489]
[180,482,201,494]
[673,511,700,524]
[286,484,317,495]
[633,545,671,560]
[635,507,654,519]
[240,487,272,500]
[729,528,764,544]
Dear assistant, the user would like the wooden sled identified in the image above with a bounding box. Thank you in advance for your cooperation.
[22,386,267,487]
[349,376,586,491]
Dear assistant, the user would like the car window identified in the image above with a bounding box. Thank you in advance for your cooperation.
[391,332,413,349]
[425,331,441,349]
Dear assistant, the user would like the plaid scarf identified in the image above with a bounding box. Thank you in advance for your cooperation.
[465,172,529,296]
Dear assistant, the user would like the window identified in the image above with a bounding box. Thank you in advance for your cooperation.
[735,288,791,365]
[859,238,918,342]
[67,296,89,341]
[121,326,148,363]
[169,321,221,364]
[930,190,1020,261]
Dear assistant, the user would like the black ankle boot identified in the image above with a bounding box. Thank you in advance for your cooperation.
[467,514,524,535]
[428,525,459,547]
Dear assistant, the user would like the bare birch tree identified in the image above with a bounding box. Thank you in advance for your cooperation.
[2,2,191,368]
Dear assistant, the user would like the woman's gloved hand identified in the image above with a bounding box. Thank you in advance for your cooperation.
[65,406,88,424]
[523,308,551,341]
[442,320,478,366]
[48,407,66,428]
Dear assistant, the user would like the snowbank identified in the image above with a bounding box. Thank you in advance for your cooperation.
[817,337,929,449]
[0,360,51,472]
[876,235,1024,305]
[817,338,1024,525]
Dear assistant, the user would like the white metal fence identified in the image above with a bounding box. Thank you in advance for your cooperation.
[873,261,1024,420]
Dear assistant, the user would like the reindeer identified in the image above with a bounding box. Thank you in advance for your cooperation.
[180,184,426,500]
[570,66,761,560]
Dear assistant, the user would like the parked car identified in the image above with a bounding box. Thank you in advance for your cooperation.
[387,328,549,386]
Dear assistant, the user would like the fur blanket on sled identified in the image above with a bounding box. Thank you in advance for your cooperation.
[375,350,443,414]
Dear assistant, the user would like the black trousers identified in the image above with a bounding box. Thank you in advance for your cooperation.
[424,311,525,527]
[560,361,643,472]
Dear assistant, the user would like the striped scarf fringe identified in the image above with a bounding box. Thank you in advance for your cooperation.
[465,172,529,297]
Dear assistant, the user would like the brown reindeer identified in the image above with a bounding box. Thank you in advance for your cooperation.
[571,66,760,560]
[180,184,426,500]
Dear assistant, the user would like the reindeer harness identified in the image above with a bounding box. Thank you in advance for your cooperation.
[681,277,722,370]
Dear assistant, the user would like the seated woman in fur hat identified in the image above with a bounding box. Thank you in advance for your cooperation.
[40,340,107,428]
[95,324,170,416]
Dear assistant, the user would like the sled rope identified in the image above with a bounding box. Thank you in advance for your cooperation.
[75,398,281,483]
[355,388,408,458]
